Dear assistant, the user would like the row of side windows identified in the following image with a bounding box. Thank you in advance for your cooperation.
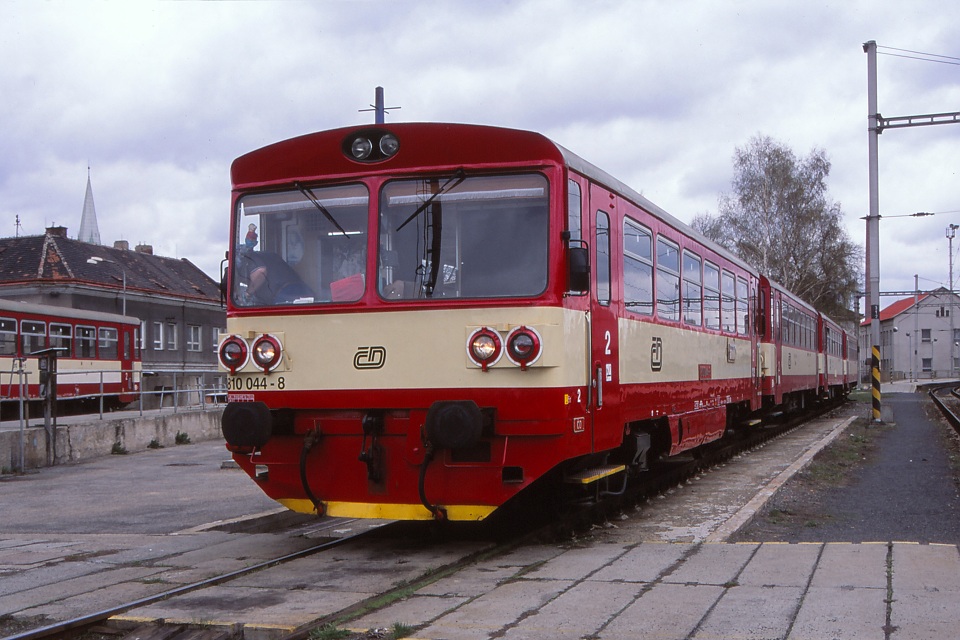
[0,317,136,360]
[618,216,750,335]
[569,180,750,335]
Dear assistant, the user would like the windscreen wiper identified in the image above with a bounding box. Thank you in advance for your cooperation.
[295,182,349,238]
[396,169,466,232]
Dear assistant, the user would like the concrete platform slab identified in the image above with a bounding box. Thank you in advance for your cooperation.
[736,542,820,587]
[589,542,693,583]
[417,580,571,640]
[501,581,638,639]
[811,542,888,589]
[788,585,887,640]
[600,583,724,640]
[664,542,758,585]
[694,585,804,640]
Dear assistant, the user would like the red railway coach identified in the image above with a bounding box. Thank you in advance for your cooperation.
[0,299,140,409]
[757,276,821,413]
[220,123,829,522]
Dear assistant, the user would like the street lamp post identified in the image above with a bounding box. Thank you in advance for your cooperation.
[87,257,127,316]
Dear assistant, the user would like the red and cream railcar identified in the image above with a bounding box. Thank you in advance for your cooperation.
[0,299,140,405]
[843,330,859,391]
[819,314,848,399]
[218,123,774,521]
[758,276,820,412]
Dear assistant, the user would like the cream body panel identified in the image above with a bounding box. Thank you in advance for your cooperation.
[225,307,588,391]
[619,317,753,385]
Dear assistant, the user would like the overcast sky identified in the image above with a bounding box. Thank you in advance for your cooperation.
[3,1,958,310]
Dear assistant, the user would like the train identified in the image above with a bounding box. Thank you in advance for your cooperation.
[0,299,141,412]
[218,123,858,522]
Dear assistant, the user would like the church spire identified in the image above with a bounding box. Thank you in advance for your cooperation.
[78,166,101,245]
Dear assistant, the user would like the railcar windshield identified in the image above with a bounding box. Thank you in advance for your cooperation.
[232,184,369,307]
[378,173,549,299]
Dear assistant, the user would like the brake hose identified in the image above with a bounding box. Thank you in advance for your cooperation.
[299,428,324,515]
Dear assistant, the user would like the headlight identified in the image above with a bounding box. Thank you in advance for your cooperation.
[350,137,374,160]
[251,334,283,372]
[506,326,542,370]
[466,327,502,371]
[379,133,400,157]
[219,335,249,373]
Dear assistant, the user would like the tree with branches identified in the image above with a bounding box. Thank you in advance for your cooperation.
[692,134,862,322]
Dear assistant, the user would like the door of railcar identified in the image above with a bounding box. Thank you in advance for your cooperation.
[588,186,621,451]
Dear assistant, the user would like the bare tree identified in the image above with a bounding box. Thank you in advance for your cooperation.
[692,134,861,321]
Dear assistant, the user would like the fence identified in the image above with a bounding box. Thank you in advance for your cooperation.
[0,367,228,423]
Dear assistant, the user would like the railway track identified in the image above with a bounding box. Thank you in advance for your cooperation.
[2,403,847,640]
[928,383,960,433]
[3,523,394,640]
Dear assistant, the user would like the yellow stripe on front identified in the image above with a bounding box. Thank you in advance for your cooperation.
[278,498,498,522]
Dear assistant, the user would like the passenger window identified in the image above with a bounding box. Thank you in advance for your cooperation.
[623,219,652,315]
[736,277,749,336]
[704,262,720,330]
[656,237,680,322]
[567,180,582,242]
[595,211,611,306]
[21,320,45,355]
[0,318,16,356]
[721,271,736,333]
[682,251,702,326]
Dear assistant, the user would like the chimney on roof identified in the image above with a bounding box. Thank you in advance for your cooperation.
[114,240,129,251]
[135,243,153,255]
[46,226,68,238]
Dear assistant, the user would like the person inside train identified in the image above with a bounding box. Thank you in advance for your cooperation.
[235,247,313,305]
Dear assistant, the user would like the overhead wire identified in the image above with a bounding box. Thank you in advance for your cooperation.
[876,44,960,67]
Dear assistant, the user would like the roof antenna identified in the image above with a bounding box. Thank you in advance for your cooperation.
[15,214,22,237]
[359,86,401,124]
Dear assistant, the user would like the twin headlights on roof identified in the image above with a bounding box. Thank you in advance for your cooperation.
[343,130,401,163]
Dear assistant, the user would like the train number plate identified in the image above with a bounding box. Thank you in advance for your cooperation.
[227,376,286,391]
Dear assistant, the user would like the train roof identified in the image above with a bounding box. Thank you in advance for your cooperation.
[554,140,759,280]
[0,298,139,327]
[233,122,759,280]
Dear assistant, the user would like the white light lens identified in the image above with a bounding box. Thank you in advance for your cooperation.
[251,334,282,371]
[472,334,497,361]
[351,137,373,160]
[379,133,400,156]
[509,333,535,358]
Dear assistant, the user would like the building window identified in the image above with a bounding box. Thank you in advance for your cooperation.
[140,321,147,351]
[166,322,178,350]
[153,321,164,350]
[187,325,202,352]
[212,327,222,352]
[922,357,933,372]
[921,329,931,343]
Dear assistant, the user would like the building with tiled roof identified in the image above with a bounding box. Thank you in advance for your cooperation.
[0,226,225,398]
[859,287,960,381]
